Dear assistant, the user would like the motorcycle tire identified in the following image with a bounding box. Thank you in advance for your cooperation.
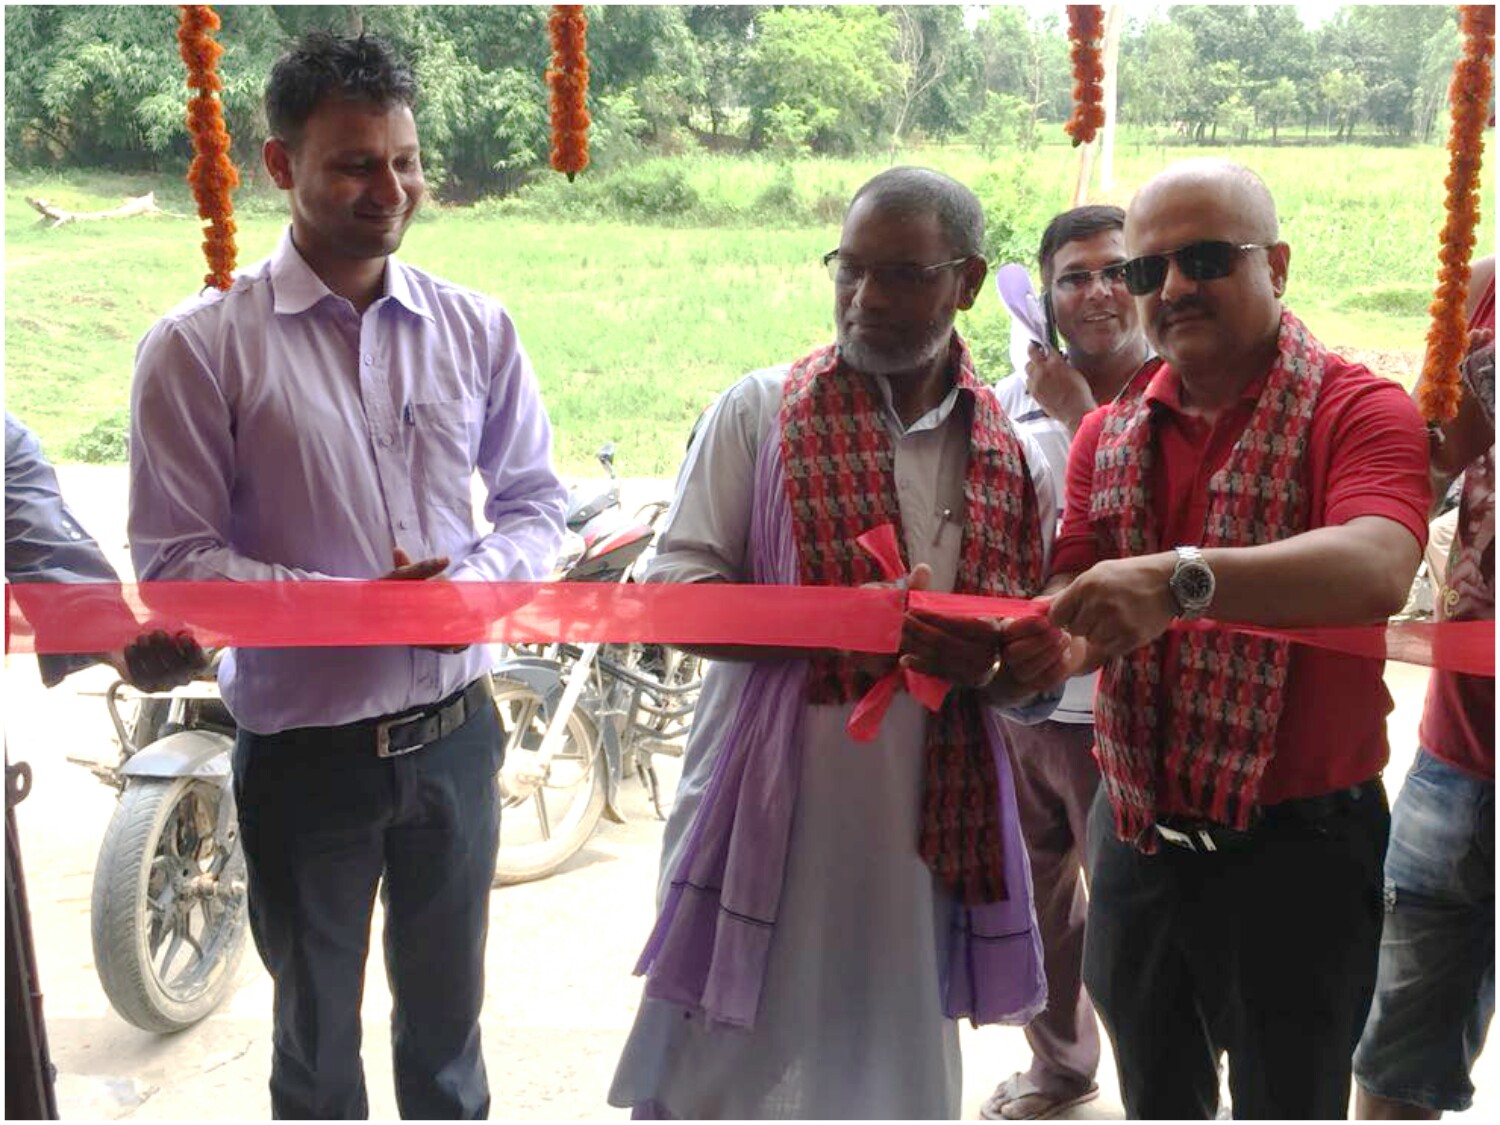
[491,675,608,886]
[91,776,248,1033]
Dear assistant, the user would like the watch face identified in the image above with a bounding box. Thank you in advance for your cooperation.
[1177,565,1214,606]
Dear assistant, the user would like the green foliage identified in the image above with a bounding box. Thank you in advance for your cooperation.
[64,410,131,463]
[609,165,700,219]
[5,142,1496,475]
[970,93,1039,158]
[743,7,901,155]
[1,2,1481,197]
[1339,286,1432,318]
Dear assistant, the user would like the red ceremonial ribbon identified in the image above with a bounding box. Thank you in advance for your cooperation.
[844,524,969,742]
[7,575,1494,680]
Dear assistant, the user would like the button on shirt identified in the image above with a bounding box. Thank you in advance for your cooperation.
[129,230,568,734]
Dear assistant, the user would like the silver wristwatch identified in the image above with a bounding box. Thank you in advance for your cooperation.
[1168,546,1215,619]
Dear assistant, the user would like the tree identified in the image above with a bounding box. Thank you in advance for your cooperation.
[1183,60,1245,143]
[972,6,1070,138]
[684,6,755,138]
[1320,68,1367,142]
[1256,76,1299,144]
[885,6,957,154]
[1118,18,1195,131]
[742,6,901,155]
[969,91,1039,156]
[1413,12,1462,144]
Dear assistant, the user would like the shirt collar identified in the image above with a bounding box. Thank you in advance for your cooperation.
[1143,359,1269,416]
[872,374,962,435]
[269,227,433,321]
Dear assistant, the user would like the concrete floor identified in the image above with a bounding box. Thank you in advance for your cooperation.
[4,465,1491,1120]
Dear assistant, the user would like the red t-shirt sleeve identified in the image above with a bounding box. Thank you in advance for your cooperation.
[1050,408,1108,578]
[1318,369,1431,549]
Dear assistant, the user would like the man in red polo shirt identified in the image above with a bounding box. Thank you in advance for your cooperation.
[1045,159,1431,1119]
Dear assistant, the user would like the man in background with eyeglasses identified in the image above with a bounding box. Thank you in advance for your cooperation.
[1041,158,1431,1118]
[981,205,1155,1121]
[610,167,1072,1119]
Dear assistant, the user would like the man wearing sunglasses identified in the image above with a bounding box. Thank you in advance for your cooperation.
[983,205,1155,1122]
[610,167,1071,1119]
[1043,159,1431,1119]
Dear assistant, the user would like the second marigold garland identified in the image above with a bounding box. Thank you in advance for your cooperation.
[177,4,238,291]
[548,5,590,180]
[1418,4,1495,424]
[1064,5,1106,147]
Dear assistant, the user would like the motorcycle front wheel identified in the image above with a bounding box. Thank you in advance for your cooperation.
[91,776,248,1033]
[491,675,607,886]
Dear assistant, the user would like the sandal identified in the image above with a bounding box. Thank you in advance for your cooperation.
[980,1072,1101,1121]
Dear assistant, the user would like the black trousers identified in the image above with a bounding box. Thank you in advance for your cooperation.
[234,693,502,1120]
[1082,783,1389,1120]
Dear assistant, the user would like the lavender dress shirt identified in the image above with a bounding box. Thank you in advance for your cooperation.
[128,230,567,734]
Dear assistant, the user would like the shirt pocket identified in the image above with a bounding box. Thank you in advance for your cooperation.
[409,397,479,512]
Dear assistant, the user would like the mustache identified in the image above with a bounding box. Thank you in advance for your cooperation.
[1154,297,1211,330]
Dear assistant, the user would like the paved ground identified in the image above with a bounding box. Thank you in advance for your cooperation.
[5,465,1490,1119]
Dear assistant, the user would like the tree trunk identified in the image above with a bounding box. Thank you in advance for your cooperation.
[26,192,161,228]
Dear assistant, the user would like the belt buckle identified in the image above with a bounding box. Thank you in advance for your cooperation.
[374,715,423,759]
[1154,822,1217,853]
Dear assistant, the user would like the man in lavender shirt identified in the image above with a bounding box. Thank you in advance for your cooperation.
[128,33,566,1119]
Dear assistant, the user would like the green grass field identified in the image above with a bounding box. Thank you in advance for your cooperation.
[4,136,1494,475]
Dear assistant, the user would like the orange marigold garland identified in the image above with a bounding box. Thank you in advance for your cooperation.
[547,6,590,180]
[1419,4,1494,424]
[1064,5,1106,147]
[177,5,238,290]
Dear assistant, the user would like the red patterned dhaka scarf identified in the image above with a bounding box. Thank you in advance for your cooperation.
[779,336,1045,904]
[1090,309,1326,849]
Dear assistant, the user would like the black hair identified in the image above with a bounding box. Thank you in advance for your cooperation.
[1036,204,1127,284]
[264,32,417,145]
[847,167,985,259]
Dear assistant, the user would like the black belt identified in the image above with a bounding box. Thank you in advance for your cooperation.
[1153,780,1378,854]
[303,679,493,759]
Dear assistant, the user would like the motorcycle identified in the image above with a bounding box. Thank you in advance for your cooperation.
[490,444,703,885]
[70,667,248,1033]
[72,443,702,1032]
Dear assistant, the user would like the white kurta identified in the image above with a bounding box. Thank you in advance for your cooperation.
[609,366,1056,1119]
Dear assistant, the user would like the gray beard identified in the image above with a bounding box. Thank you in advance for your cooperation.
[836,320,953,378]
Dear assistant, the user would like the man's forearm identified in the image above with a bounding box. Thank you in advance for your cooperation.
[1202,517,1420,627]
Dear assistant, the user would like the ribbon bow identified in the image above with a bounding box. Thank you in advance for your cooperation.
[845,524,953,742]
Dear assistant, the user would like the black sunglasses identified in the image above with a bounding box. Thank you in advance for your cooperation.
[1121,241,1272,296]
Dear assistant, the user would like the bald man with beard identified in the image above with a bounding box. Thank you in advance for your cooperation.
[1041,159,1432,1118]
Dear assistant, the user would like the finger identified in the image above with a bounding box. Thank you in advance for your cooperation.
[998,613,1060,642]
[908,611,1002,643]
[907,563,932,593]
[393,547,412,568]
[1049,582,1079,630]
[392,557,450,581]
[1004,629,1071,680]
[900,614,949,659]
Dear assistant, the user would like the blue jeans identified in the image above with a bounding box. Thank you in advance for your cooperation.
[1354,750,1495,1113]
[234,691,502,1119]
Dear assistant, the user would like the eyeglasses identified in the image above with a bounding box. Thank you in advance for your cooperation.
[822,250,972,290]
[1121,241,1273,296]
[1052,264,1129,292]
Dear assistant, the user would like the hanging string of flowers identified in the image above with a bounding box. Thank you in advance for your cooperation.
[1063,5,1106,147]
[1419,4,1494,424]
[177,5,238,291]
[547,6,590,181]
